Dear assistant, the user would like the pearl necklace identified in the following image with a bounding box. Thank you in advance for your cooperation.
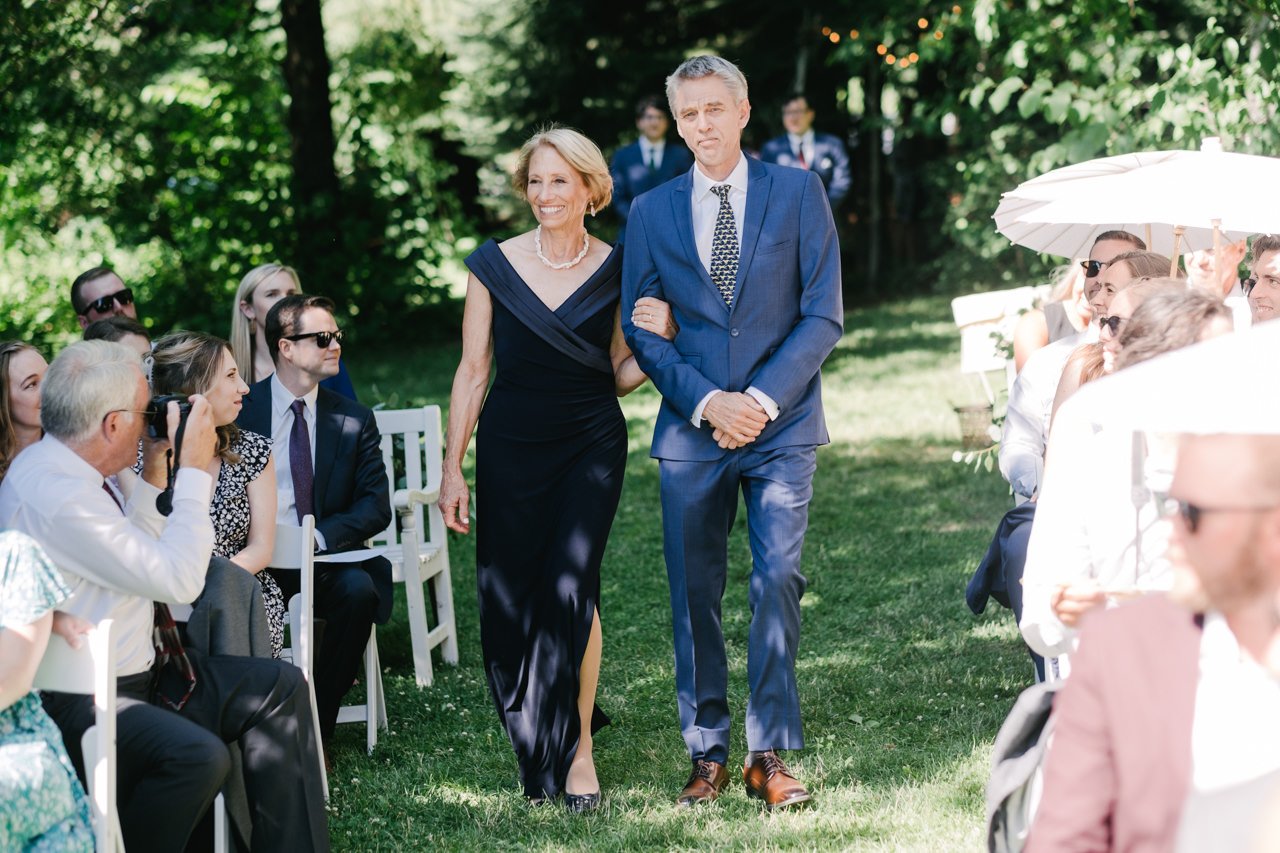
[535,225,590,270]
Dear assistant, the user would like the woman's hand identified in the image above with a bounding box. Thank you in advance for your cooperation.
[439,469,472,534]
[1051,580,1107,628]
[632,297,678,341]
[51,611,94,650]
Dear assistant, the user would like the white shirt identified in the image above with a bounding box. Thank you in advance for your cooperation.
[0,436,214,676]
[1225,279,1252,332]
[787,130,816,168]
[639,137,665,171]
[687,154,779,427]
[268,373,326,549]
[999,329,1089,499]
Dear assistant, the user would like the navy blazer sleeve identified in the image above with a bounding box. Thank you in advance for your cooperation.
[610,147,635,223]
[316,406,392,552]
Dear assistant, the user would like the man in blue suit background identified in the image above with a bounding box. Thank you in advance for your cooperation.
[622,56,843,811]
[760,94,851,212]
[609,95,694,231]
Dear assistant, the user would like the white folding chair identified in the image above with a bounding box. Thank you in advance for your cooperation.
[372,405,459,687]
[34,619,123,853]
[951,286,1042,403]
[275,515,387,761]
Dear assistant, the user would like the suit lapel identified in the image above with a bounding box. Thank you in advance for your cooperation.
[239,380,272,436]
[313,391,343,515]
[670,174,721,304]
[733,158,772,312]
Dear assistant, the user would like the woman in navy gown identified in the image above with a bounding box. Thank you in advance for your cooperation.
[439,127,674,809]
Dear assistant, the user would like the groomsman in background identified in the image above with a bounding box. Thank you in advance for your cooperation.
[610,95,694,233]
[760,94,851,212]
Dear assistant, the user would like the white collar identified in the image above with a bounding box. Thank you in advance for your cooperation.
[270,372,319,420]
[692,153,749,202]
[640,137,665,151]
[787,130,815,149]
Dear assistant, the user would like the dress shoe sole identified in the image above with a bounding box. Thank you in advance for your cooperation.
[675,791,721,808]
[746,788,813,811]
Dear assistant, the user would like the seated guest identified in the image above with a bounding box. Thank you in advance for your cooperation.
[1011,261,1090,373]
[0,530,94,852]
[151,331,283,658]
[0,343,47,483]
[237,295,392,749]
[1051,250,1172,417]
[1021,287,1232,667]
[0,340,328,851]
[1028,432,1280,851]
[609,96,694,230]
[230,263,358,400]
[82,315,152,360]
[1246,233,1280,325]
[69,266,137,331]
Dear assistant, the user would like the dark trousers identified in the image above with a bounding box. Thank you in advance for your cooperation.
[42,650,329,853]
[660,445,817,764]
[271,563,379,741]
[1003,513,1047,682]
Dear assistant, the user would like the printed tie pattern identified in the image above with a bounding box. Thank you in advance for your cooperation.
[290,399,315,524]
[710,184,739,307]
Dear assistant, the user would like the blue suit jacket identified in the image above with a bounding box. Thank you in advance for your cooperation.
[759,133,851,209]
[621,157,843,462]
[237,378,395,623]
[610,140,694,225]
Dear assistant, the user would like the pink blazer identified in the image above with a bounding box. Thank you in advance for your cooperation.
[1027,594,1203,853]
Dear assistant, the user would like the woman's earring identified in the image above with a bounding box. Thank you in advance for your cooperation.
[588,202,596,217]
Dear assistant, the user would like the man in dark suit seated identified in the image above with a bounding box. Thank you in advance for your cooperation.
[236,294,393,750]
[610,95,695,232]
[759,94,851,212]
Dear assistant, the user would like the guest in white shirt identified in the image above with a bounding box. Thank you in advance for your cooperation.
[1246,233,1280,326]
[609,96,694,228]
[0,340,328,852]
[760,94,851,210]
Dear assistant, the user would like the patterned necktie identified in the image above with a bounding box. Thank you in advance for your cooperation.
[709,184,739,306]
[290,399,315,524]
[102,480,197,710]
[795,143,808,169]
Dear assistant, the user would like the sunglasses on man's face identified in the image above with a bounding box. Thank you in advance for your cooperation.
[82,288,134,316]
[1080,259,1112,278]
[284,329,344,349]
[1164,498,1274,534]
[1097,315,1125,336]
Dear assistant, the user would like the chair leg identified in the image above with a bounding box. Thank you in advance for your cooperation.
[400,536,435,688]
[365,628,380,755]
[433,551,459,665]
[213,793,228,853]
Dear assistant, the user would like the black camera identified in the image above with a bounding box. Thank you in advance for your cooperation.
[146,394,192,441]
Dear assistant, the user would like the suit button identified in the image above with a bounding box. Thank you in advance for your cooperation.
[730,328,740,337]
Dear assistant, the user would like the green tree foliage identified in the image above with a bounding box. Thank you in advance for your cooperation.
[0,0,473,351]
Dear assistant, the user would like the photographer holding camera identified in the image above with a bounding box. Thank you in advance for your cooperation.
[0,340,328,852]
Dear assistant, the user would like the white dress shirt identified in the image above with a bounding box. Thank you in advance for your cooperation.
[787,130,816,168]
[0,436,214,676]
[639,137,665,171]
[268,374,326,549]
[1224,279,1252,332]
[687,154,779,427]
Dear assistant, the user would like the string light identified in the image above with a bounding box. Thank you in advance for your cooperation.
[898,57,910,67]
[935,30,944,39]
[821,26,832,35]
[829,32,840,43]
[917,17,929,28]
[849,29,860,39]
[885,53,896,64]
[876,44,888,55]
[908,52,919,62]
[952,4,961,12]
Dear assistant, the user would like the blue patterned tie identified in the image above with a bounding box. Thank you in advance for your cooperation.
[710,184,739,307]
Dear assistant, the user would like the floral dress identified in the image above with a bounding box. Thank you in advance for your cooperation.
[211,430,285,658]
[0,530,94,852]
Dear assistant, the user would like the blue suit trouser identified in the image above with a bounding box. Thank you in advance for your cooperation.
[660,444,816,764]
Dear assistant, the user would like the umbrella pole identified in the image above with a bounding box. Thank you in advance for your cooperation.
[1145,224,1153,248]
[1213,218,1222,260]
[1170,225,1185,276]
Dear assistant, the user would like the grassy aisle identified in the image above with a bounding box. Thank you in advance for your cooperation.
[331,295,1026,851]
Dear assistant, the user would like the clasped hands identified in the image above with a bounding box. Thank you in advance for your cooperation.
[1050,578,1107,628]
[704,391,769,450]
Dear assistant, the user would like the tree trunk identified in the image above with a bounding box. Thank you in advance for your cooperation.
[280,0,340,280]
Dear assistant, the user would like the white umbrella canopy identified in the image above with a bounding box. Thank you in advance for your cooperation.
[1074,319,1280,436]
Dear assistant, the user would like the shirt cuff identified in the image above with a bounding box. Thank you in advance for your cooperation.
[691,390,719,428]
[314,530,328,552]
[746,387,780,421]
[172,467,214,505]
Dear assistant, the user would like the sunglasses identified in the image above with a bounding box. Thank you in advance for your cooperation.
[1097,315,1125,336]
[82,288,134,316]
[1080,259,1112,278]
[1165,498,1274,534]
[284,329,344,349]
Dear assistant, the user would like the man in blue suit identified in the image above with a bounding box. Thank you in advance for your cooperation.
[760,94,851,211]
[610,95,695,230]
[622,55,843,811]
[237,294,393,751]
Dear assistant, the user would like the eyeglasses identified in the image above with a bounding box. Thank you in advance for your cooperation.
[1163,498,1275,534]
[81,288,134,316]
[1080,259,1112,278]
[1097,315,1126,336]
[284,329,344,349]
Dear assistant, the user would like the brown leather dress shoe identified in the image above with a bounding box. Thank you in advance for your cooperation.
[743,751,812,811]
[676,759,728,807]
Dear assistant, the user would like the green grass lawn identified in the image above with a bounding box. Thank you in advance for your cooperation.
[328,294,1026,851]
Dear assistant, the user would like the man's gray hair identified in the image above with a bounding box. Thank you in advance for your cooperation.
[666,55,749,115]
[42,340,142,442]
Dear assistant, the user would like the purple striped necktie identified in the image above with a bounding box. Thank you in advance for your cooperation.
[290,399,315,524]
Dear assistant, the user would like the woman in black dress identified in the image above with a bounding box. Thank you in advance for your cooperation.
[439,127,673,809]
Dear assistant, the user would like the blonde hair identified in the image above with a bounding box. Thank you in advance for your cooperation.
[151,331,241,463]
[511,127,612,213]
[1110,250,1172,282]
[230,264,301,383]
[0,342,40,480]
